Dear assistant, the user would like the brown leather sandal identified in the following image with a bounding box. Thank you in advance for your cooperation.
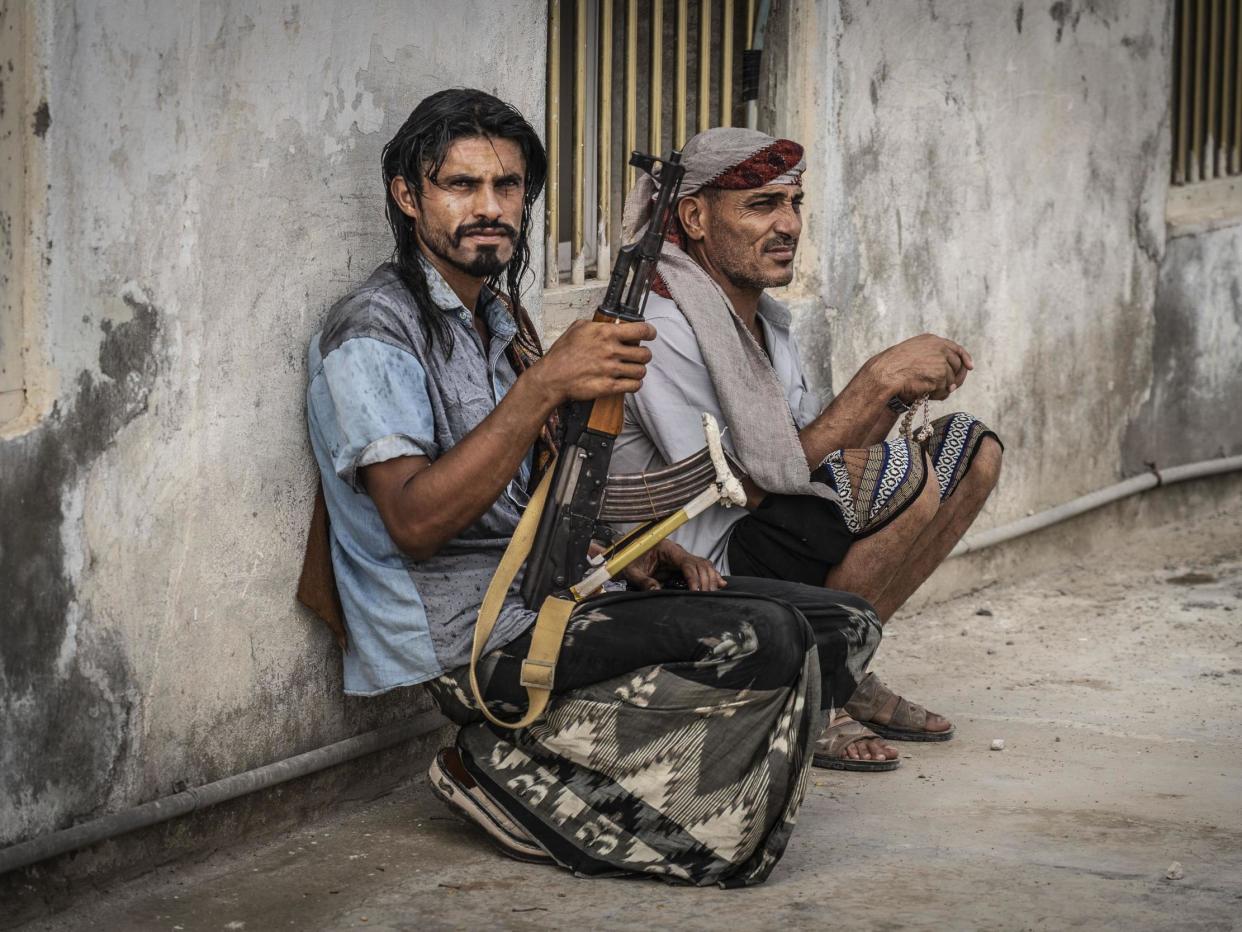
[813,717,901,772]
[844,673,956,742]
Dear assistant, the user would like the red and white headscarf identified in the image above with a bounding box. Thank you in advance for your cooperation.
[621,128,805,243]
[620,128,836,506]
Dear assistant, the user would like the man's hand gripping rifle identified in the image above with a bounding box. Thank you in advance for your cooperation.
[521,149,744,607]
[469,149,746,729]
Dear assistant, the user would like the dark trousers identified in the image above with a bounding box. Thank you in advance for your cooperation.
[480,577,881,713]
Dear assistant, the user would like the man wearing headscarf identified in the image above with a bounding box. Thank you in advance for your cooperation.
[613,127,1004,770]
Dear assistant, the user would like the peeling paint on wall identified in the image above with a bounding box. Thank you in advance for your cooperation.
[31,98,48,136]
[0,297,160,844]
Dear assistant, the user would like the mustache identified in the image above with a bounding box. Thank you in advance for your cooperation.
[763,235,798,252]
[453,221,518,246]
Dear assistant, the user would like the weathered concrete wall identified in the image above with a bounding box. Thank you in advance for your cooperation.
[765,0,1180,526]
[0,0,545,850]
[4,0,1237,873]
[0,0,29,425]
[1124,224,1242,470]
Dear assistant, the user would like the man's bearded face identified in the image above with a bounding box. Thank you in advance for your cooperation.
[699,183,803,291]
[415,136,526,278]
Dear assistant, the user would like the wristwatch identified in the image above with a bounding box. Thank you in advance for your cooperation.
[886,395,911,414]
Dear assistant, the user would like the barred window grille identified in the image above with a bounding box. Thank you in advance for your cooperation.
[1172,0,1241,186]
[545,0,760,288]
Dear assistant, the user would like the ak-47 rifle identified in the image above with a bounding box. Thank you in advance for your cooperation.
[469,148,745,729]
[520,148,687,608]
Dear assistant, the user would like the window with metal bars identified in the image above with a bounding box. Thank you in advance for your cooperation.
[1169,0,1242,232]
[545,0,762,288]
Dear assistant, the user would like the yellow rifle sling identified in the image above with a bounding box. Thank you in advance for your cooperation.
[469,457,576,729]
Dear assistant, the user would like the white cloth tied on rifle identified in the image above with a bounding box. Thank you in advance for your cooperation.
[601,417,744,522]
[575,414,746,600]
[620,127,839,506]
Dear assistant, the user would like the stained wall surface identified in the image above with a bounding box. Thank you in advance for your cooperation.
[762,0,1240,529]
[5,0,1240,864]
[1124,223,1242,471]
[0,0,545,849]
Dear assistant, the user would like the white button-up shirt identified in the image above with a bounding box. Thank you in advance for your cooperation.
[611,293,821,573]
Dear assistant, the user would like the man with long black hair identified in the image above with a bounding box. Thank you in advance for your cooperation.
[305,89,886,885]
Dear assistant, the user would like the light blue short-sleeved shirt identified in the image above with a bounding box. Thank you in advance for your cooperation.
[612,293,821,573]
[306,260,535,695]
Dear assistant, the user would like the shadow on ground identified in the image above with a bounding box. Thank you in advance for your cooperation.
[13,500,1242,931]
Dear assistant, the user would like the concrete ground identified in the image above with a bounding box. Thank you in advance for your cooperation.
[17,499,1242,931]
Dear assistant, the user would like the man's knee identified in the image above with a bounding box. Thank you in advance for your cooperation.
[908,460,942,527]
[966,436,1003,494]
[829,586,879,623]
[743,597,813,687]
[825,588,884,660]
